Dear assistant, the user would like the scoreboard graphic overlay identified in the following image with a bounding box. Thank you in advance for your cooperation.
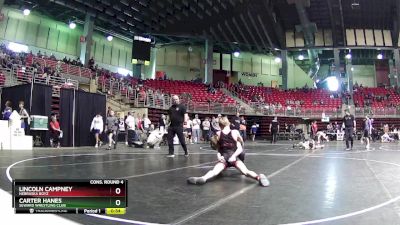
[13,179,128,214]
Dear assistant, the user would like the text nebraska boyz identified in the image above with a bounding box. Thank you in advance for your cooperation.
[18,186,73,193]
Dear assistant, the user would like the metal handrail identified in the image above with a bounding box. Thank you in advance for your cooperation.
[355,107,400,118]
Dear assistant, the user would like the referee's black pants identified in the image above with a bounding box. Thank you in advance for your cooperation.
[345,127,354,149]
[271,130,278,143]
[167,126,188,155]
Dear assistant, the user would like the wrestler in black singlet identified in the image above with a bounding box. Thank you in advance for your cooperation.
[218,131,245,167]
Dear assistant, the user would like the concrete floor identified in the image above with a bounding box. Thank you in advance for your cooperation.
[1,141,400,225]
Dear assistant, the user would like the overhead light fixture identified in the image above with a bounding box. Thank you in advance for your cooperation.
[326,76,339,92]
[274,57,281,63]
[107,35,113,41]
[23,9,30,16]
[298,54,304,60]
[69,22,76,29]
[345,53,352,59]
[233,51,240,57]
[377,53,383,60]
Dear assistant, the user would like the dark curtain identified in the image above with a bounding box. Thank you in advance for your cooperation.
[30,84,52,117]
[59,88,74,147]
[74,91,106,146]
[1,84,52,146]
[59,89,106,147]
[30,84,52,146]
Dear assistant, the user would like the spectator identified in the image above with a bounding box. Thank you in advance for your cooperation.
[250,122,258,141]
[184,116,193,144]
[49,114,62,148]
[211,115,221,134]
[311,121,318,140]
[231,112,241,131]
[90,113,104,148]
[125,112,136,147]
[239,116,247,141]
[142,114,152,133]
[202,117,211,142]
[107,107,112,117]
[2,100,12,120]
[18,101,30,134]
[49,53,56,60]
[327,123,333,132]
[192,114,201,144]
[269,117,279,144]
[88,57,95,69]
[105,110,119,150]
[159,114,167,133]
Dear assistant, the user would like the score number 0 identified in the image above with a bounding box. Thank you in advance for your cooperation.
[115,188,121,206]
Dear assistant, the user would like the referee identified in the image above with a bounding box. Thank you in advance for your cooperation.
[167,95,189,157]
[343,109,356,151]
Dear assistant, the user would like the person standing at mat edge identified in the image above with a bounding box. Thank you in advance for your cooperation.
[90,113,104,148]
[105,110,119,150]
[167,95,189,157]
[269,117,279,143]
[343,109,356,151]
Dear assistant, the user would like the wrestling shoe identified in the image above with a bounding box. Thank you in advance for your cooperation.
[366,144,370,149]
[95,144,98,148]
[258,174,270,187]
[166,154,175,158]
[345,148,350,151]
[184,153,189,157]
[187,177,206,185]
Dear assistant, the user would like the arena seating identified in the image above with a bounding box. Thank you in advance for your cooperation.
[231,84,342,109]
[144,79,236,104]
[353,87,400,108]
[27,56,93,78]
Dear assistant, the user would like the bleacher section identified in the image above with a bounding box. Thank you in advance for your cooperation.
[231,84,342,109]
[26,56,93,79]
[144,79,236,104]
[353,87,400,108]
